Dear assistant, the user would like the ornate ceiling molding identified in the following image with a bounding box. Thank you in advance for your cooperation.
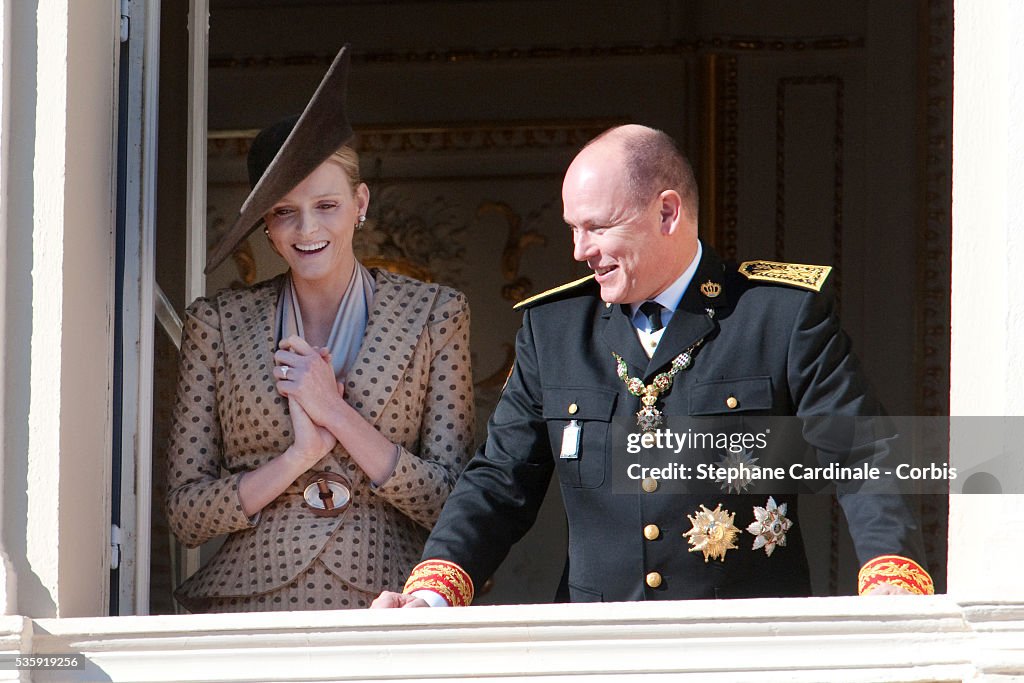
[209,35,864,70]
[209,120,624,157]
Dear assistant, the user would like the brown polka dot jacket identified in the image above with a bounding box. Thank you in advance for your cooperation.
[166,269,474,611]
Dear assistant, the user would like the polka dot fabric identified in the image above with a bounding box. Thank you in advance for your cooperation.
[203,559,374,613]
[165,270,474,612]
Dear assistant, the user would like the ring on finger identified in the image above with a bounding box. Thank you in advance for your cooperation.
[280,365,290,379]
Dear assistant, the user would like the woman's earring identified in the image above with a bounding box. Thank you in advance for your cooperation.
[356,214,366,231]
[264,226,270,237]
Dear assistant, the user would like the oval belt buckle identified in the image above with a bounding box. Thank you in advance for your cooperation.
[300,471,352,517]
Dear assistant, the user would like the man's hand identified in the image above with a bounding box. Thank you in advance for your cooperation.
[370,591,430,608]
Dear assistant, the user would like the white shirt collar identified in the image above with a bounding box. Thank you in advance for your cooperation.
[630,241,703,322]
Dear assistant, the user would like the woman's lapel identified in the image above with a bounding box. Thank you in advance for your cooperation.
[217,271,437,435]
[218,276,289,430]
[344,270,438,427]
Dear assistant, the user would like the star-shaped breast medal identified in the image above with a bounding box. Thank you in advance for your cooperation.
[683,504,740,562]
[746,496,793,557]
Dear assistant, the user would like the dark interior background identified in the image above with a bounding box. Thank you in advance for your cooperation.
[151,0,952,613]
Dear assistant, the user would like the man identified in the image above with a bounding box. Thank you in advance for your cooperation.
[373,124,932,608]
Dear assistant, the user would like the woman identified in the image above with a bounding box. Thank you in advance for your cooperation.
[165,47,474,612]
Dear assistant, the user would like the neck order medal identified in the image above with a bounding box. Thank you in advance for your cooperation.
[613,341,702,432]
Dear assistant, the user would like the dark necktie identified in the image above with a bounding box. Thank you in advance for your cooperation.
[639,301,664,332]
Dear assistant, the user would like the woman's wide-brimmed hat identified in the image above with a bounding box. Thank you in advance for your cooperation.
[205,44,354,273]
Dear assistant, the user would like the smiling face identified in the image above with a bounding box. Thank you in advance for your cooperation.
[264,158,369,291]
[563,137,691,305]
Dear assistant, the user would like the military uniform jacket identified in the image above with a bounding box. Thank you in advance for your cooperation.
[166,269,474,611]
[421,244,925,601]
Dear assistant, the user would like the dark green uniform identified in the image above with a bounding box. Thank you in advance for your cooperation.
[422,243,926,601]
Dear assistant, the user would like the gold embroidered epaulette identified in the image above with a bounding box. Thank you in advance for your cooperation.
[737,260,832,292]
[513,274,595,310]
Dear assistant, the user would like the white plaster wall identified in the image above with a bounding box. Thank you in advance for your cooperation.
[26,0,71,619]
[948,0,1024,598]
[0,0,13,618]
[56,0,118,618]
[2,0,116,618]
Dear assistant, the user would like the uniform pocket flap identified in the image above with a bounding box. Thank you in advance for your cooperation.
[568,581,604,602]
[689,376,773,415]
[542,387,618,421]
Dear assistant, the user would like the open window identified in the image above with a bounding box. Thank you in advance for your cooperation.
[123,0,951,614]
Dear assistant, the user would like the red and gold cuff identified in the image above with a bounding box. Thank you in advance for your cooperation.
[403,559,475,607]
[858,554,934,595]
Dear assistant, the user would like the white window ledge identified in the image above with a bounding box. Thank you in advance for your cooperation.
[2,597,1022,682]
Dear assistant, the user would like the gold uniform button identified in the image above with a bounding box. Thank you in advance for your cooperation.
[726,395,739,409]
[568,403,578,415]
[641,477,659,493]
[646,572,663,588]
[643,524,660,541]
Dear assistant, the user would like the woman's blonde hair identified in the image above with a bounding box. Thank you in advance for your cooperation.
[328,145,362,190]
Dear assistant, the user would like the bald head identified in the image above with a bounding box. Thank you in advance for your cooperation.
[563,125,700,304]
[583,124,699,225]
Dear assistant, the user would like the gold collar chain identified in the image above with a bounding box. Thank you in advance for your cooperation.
[612,339,703,432]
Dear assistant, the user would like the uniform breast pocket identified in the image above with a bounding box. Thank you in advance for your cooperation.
[544,387,617,489]
[689,376,774,415]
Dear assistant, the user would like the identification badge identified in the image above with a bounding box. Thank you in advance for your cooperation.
[560,419,581,459]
